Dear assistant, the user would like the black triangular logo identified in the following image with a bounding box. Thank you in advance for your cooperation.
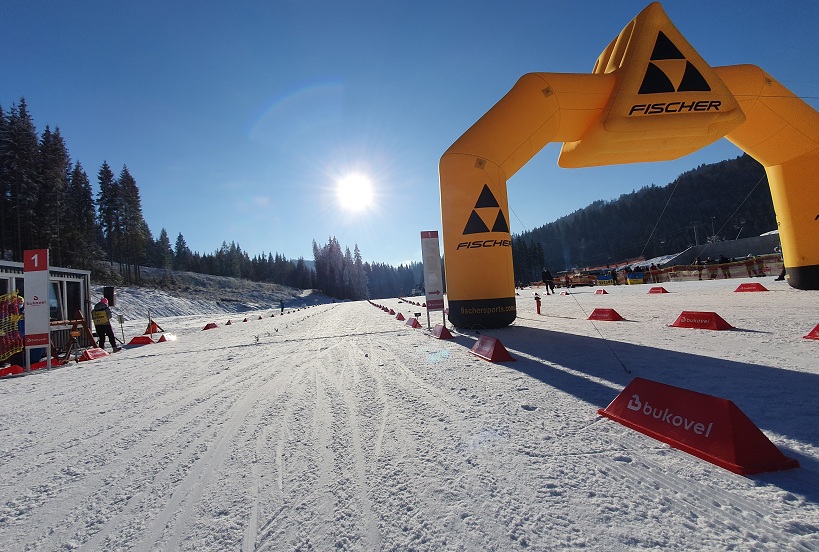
[639,63,675,94]
[677,61,710,92]
[491,211,509,233]
[650,31,684,60]
[639,33,711,95]
[474,184,499,208]
[463,210,490,235]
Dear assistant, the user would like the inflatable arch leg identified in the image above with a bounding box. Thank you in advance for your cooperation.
[440,74,613,328]
[717,65,819,290]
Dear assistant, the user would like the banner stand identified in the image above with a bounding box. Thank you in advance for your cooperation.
[24,249,51,374]
[420,231,446,330]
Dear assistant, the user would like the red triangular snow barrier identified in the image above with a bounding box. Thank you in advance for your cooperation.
[595,289,608,295]
[588,308,625,321]
[599,377,799,475]
[470,336,515,362]
[389,309,395,315]
[157,333,177,342]
[735,282,768,292]
[396,312,405,321]
[0,364,25,378]
[242,318,249,322]
[29,358,66,370]
[431,324,453,339]
[128,335,155,346]
[406,317,422,328]
[144,320,163,334]
[202,322,218,330]
[225,320,232,325]
[670,311,733,330]
[79,347,110,361]
[804,323,819,340]
[648,286,669,294]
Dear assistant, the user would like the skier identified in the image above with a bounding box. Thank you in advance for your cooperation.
[92,297,121,352]
[542,268,555,295]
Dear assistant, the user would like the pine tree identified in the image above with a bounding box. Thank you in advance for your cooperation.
[174,233,191,270]
[96,161,119,263]
[0,103,8,259]
[3,99,41,260]
[38,126,71,265]
[117,165,148,283]
[352,244,369,299]
[154,228,174,269]
[62,162,101,269]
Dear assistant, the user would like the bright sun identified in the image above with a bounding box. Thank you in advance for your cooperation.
[336,173,373,211]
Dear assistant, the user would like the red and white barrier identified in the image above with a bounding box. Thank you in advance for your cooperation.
[599,377,799,475]
[670,311,732,330]
[470,336,515,362]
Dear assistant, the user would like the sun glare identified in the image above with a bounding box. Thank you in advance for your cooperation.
[336,173,373,211]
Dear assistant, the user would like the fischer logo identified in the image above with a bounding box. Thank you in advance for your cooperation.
[626,394,714,437]
[629,31,716,117]
[628,100,720,116]
[462,184,510,236]
[456,239,512,250]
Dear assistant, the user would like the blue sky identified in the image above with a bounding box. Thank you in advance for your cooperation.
[3,1,818,266]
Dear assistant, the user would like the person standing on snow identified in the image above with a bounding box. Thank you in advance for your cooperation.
[92,297,121,352]
[542,268,555,295]
[774,245,786,281]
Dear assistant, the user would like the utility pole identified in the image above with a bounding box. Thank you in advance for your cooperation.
[688,222,701,246]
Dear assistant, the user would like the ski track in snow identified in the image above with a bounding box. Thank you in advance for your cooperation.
[1,280,819,551]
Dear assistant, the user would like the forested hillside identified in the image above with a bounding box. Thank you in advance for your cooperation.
[512,154,774,281]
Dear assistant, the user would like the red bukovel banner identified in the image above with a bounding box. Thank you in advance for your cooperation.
[598,377,799,475]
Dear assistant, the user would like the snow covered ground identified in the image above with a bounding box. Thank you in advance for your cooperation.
[1,276,818,551]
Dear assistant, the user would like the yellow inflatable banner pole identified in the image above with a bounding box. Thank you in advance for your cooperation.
[440,1,819,329]
[440,74,612,328]
[716,65,819,289]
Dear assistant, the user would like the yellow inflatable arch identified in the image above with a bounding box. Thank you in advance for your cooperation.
[440,1,819,328]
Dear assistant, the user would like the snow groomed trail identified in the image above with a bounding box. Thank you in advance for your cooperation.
[1,279,818,551]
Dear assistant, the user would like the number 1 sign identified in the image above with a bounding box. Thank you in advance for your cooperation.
[23,249,50,348]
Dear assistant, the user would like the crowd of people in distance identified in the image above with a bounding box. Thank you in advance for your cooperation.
[690,254,770,280]
[520,245,786,296]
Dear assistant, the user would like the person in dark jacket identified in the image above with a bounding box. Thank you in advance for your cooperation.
[774,245,786,280]
[92,297,120,352]
[542,268,555,295]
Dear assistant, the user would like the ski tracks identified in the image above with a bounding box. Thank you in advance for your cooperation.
[5,301,817,551]
[251,303,476,551]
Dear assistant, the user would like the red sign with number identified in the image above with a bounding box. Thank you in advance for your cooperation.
[24,249,50,349]
[24,249,48,272]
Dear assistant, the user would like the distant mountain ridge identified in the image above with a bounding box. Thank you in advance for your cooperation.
[519,154,773,272]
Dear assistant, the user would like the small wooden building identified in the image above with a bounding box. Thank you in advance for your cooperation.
[0,260,95,352]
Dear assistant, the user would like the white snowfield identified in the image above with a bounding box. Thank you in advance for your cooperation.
[1,277,818,551]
